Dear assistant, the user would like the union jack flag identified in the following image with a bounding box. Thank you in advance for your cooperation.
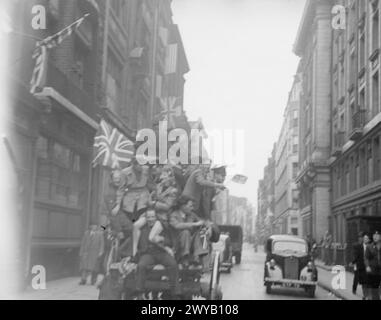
[159,96,182,128]
[92,120,135,169]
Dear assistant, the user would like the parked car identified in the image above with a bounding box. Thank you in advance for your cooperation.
[212,233,233,273]
[218,225,243,264]
[263,235,318,298]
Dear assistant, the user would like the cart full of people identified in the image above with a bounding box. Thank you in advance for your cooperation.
[97,156,228,300]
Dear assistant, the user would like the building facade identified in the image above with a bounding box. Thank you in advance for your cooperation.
[329,0,381,253]
[8,0,101,282]
[293,0,333,242]
[256,145,276,242]
[7,0,190,283]
[274,75,302,235]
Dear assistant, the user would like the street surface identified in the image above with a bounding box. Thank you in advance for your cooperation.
[19,243,338,300]
[220,243,338,300]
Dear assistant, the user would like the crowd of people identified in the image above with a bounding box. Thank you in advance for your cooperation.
[78,156,227,299]
[351,231,381,300]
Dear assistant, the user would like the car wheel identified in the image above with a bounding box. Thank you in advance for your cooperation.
[226,266,231,274]
[306,286,315,298]
[235,253,241,265]
[265,283,272,294]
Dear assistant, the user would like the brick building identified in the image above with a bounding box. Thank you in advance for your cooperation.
[273,75,302,235]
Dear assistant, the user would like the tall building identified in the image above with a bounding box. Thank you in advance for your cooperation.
[329,0,381,248]
[256,144,276,242]
[274,75,302,235]
[293,0,333,242]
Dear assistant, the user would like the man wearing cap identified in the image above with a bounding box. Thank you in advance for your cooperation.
[181,160,225,216]
[200,165,227,220]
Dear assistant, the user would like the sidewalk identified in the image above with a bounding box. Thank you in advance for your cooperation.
[17,277,99,300]
[315,260,362,300]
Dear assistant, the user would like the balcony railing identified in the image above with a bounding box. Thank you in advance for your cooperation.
[349,109,367,141]
[332,131,345,156]
[46,61,96,120]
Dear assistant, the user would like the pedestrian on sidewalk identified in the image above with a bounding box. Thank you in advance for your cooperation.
[323,231,332,265]
[365,231,381,300]
[79,224,105,285]
[351,232,370,299]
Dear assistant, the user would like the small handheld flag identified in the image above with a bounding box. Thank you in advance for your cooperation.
[231,174,248,184]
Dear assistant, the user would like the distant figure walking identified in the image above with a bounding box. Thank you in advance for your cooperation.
[79,224,105,285]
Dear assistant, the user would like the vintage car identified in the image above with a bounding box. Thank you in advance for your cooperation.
[212,233,233,273]
[263,235,318,298]
[218,225,243,264]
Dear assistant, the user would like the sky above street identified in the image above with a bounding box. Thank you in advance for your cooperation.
[172,0,307,208]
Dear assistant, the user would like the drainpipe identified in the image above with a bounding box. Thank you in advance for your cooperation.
[150,0,160,126]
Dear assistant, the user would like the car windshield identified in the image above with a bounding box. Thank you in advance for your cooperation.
[272,241,307,254]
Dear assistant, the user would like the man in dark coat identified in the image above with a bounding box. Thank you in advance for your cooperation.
[351,232,369,299]
[365,231,381,300]
[79,224,105,285]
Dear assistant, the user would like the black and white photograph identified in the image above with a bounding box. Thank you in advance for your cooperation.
[1,0,381,304]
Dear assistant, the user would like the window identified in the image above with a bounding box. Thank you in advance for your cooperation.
[292,163,298,179]
[368,142,373,184]
[360,89,366,111]
[72,37,88,89]
[355,153,360,189]
[273,241,307,253]
[374,137,381,180]
[292,190,298,208]
[372,72,379,117]
[35,136,86,208]
[36,136,48,159]
[106,50,123,113]
[350,156,356,192]
[372,10,379,52]
[349,51,356,88]
[359,28,366,70]
[360,147,367,187]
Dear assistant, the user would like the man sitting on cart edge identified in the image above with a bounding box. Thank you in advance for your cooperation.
[169,195,209,268]
[135,208,181,300]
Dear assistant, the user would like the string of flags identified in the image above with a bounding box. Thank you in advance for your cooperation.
[30,14,90,94]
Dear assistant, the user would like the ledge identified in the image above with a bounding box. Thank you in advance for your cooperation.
[34,87,99,130]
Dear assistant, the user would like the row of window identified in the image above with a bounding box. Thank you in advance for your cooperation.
[332,136,381,199]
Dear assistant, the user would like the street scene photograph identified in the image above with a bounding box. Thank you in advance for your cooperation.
[1,0,381,302]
